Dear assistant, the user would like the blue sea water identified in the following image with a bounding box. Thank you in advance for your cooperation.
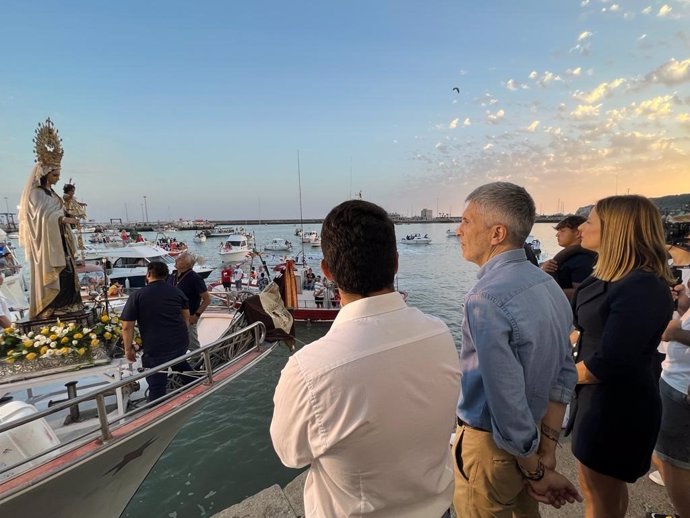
[110,222,560,517]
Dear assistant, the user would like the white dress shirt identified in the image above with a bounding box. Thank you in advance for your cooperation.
[270,292,460,518]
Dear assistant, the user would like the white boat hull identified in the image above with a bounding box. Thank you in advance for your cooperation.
[0,322,276,518]
[219,250,251,262]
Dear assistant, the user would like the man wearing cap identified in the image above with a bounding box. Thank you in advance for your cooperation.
[540,215,596,300]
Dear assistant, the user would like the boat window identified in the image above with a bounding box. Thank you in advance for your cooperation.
[113,257,147,268]
[151,255,174,264]
[227,240,245,246]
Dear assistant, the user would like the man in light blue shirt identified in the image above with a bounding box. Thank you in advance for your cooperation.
[453,182,580,517]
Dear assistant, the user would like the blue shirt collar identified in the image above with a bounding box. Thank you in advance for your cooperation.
[477,247,528,280]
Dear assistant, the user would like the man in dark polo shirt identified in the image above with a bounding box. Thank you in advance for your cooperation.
[540,215,597,300]
[122,261,191,402]
[173,252,210,350]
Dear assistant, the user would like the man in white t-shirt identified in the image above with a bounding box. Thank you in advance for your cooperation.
[0,273,13,328]
[270,200,461,518]
[233,265,244,291]
[651,280,690,518]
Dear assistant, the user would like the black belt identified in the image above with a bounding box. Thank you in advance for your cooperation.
[457,416,490,432]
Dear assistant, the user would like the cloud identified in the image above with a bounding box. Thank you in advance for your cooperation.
[633,94,676,119]
[506,78,528,91]
[463,118,471,127]
[644,58,690,86]
[526,121,540,132]
[566,67,582,77]
[530,70,563,87]
[435,142,448,153]
[483,143,494,150]
[571,104,602,119]
[658,4,673,17]
[449,118,459,129]
[642,6,652,15]
[571,31,593,55]
[676,112,690,125]
[577,31,592,43]
[486,109,506,124]
[573,78,626,103]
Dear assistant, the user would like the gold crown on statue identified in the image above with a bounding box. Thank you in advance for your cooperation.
[33,117,64,168]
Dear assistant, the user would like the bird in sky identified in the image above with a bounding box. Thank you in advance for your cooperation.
[452,87,460,93]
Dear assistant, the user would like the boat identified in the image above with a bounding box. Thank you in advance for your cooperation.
[301,230,319,244]
[82,243,213,288]
[525,235,547,263]
[218,234,252,263]
[0,310,277,518]
[264,238,292,252]
[192,231,207,243]
[446,229,457,237]
[400,234,431,245]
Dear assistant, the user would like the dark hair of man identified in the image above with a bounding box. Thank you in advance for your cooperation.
[147,261,169,280]
[321,200,397,296]
[63,184,75,194]
[555,215,586,230]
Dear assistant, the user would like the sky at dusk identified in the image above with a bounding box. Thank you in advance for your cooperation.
[1,0,689,222]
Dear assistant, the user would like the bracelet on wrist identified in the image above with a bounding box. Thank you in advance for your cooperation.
[517,458,545,481]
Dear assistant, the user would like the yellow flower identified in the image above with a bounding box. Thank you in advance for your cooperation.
[135,337,142,345]
[49,334,58,341]
[111,316,119,324]
[26,352,37,361]
[73,333,83,339]
[100,315,110,323]
[61,337,69,344]
[5,358,14,363]
[103,332,112,341]
[77,347,86,356]
[23,340,34,349]
[40,345,49,355]
[40,327,50,335]
[91,339,100,347]
[60,347,71,355]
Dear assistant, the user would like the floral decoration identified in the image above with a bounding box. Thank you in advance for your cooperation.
[0,313,139,362]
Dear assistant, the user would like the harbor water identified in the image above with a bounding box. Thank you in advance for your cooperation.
[11,221,561,518]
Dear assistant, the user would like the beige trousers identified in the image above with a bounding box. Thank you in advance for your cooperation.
[452,424,540,518]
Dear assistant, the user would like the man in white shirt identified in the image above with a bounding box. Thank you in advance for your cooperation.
[233,265,244,291]
[270,200,461,518]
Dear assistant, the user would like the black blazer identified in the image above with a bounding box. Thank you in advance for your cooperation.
[573,270,672,387]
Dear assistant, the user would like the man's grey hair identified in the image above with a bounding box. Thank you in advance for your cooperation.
[177,251,197,266]
[466,182,536,246]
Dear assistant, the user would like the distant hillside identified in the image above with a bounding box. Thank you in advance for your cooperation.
[652,193,690,213]
[576,193,690,215]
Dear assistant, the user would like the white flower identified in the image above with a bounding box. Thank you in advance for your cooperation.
[72,340,78,346]
[105,325,113,332]
[83,328,91,334]
[50,341,57,347]
[28,331,35,338]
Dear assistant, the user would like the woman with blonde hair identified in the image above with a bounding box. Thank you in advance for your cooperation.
[570,195,674,518]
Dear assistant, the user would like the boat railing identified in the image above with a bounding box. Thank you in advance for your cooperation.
[0,320,266,478]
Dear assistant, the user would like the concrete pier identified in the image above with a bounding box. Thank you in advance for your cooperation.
[213,433,675,517]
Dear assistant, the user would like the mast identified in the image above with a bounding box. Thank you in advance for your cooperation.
[297,151,305,264]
